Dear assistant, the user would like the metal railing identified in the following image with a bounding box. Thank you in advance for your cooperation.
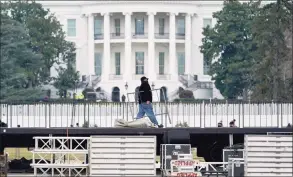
[179,74,188,87]
[132,33,148,39]
[157,74,171,80]
[155,33,169,39]
[94,33,103,40]
[110,33,124,39]
[176,33,185,39]
[0,102,292,128]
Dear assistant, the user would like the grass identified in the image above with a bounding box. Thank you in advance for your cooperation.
[4,148,85,161]
[5,148,32,160]
[5,147,205,162]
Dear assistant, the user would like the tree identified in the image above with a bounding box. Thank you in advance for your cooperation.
[0,14,44,100]
[53,66,79,98]
[250,0,292,101]
[1,0,80,101]
[200,0,260,99]
[2,0,76,86]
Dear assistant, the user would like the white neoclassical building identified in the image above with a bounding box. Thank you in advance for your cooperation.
[40,1,225,101]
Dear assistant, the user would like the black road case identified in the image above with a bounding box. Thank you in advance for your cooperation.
[160,144,191,170]
[227,158,244,177]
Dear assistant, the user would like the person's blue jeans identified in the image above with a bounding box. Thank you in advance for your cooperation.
[136,103,159,125]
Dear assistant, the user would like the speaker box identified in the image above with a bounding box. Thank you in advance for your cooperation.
[164,130,190,144]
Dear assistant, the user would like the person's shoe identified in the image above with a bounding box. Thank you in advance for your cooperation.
[158,124,164,128]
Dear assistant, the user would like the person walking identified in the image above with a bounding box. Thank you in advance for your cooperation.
[136,76,163,128]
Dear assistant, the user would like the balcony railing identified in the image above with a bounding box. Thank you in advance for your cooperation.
[176,33,185,39]
[155,33,169,39]
[94,33,103,40]
[110,33,124,39]
[132,33,148,39]
[109,74,123,80]
[194,82,213,89]
[157,74,171,80]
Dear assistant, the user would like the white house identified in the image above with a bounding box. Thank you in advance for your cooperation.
[39,1,226,101]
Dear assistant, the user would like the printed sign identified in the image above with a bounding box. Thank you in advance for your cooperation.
[171,172,202,177]
[172,160,199,167]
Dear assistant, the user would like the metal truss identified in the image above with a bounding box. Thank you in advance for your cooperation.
[196,162,228,172]
[31,136,90,176]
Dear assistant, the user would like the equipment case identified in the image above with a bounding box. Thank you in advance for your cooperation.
[223,149,244,162]
[160,144,191,170]
[227,158,245,177]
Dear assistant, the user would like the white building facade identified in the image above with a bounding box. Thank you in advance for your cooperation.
[41,1,225,101]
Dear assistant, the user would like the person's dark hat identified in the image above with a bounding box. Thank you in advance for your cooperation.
[140,76,148,82]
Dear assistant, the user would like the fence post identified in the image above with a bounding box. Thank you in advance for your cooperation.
[242,103,244,128]
[202,100,205,128]
[280,103,283,127]
[9,103,12,128]
[88,103,90,127]
[45,103,47,128]
[83,102,86,127]
[122,102,124,120]
[49,103,51,128]
[226,100,228,126]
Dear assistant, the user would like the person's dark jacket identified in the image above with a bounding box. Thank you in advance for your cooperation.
[138,82,152,104]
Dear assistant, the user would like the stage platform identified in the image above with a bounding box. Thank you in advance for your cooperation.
[0,127,292,136]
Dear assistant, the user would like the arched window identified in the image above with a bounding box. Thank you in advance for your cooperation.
[160,87,168,102]
[135,86,140,103]
[111,87,120,102]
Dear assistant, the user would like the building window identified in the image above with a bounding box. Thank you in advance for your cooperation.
[203,55,210,75]
[203,18,212,28]
[177,18,185,35]
[115,52,121,75]
[67,19,76,37]
[135,52,144,74]
[94,53,102,75]
[135,18,144,35]
[177,52,185,75]
[159,52,164,75]
[114,19,120,36]
[94,19,102,36]
[159,18,165,35]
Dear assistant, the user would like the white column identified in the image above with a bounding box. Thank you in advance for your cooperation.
[192,14,203,75]
[185,13,192,75]
[148,12,156,81]
[169,12,177,80]
[87,13,95,75]
[102,12,110,81]
[123,12,132,80]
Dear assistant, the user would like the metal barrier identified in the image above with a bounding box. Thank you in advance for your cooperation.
[0,102,292,128]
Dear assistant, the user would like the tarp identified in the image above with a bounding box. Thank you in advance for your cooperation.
[114,117,156,128]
